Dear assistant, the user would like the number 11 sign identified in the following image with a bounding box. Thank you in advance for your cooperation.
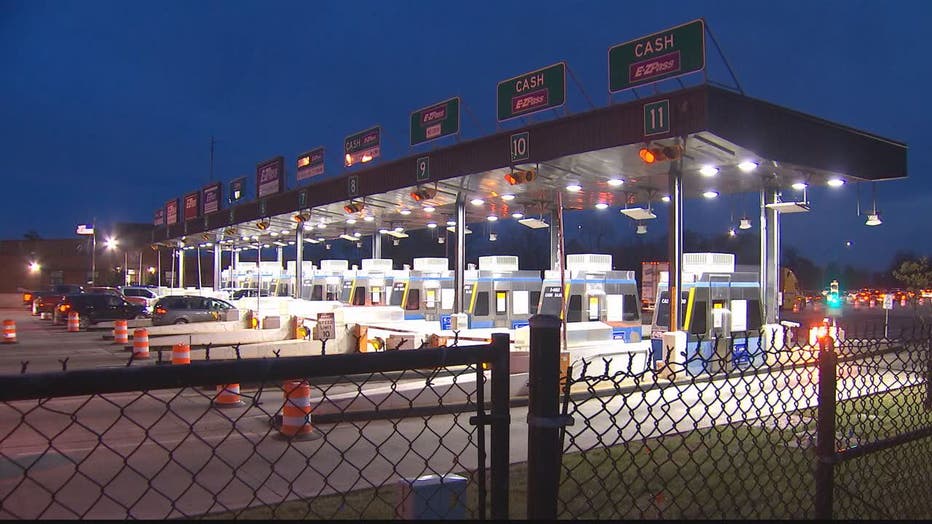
[643,99,670,137]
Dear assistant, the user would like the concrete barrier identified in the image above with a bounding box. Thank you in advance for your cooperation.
[0,293,23,308]
[145,318,294,348]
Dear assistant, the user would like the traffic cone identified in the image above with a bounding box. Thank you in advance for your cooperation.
[172,343,191,365]
[113,319,129,345]
[2,320,16,344]
[67,312,80,332]
[132,329,150,359]
[278,380,315,439]
[214,384,245,408]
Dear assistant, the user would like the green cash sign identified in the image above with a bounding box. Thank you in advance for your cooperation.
[497,62,566,122]
[609,19,705,92]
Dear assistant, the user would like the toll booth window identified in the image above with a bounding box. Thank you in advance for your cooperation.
[539,286,563,316]
[689,301,708,335]
[622,294,639,322]
[529,291,541,315]
[475,292,490,316]
[311,285,323,301]
[352,286,366,306]
[747,300,763,331]
[587,296,599,321]
[655,291,688,329]
[370,286,382,305]
[390,283,406,306]
[425,289,437,308]
[495,291,507,314]
[405,289,420,311]
[567,295,582,323]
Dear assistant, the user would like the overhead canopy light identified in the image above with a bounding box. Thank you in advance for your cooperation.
[619,207,656,220]
[446,225,473,234]
[738,161,758,173]
[518,217,548,229]
[827,178,845,187]
[865,213,882,226]
[765,201,810,213]
[386,230,410,239]
[607,178,624,187]
[699,166,719,177]
[339,233,358,241]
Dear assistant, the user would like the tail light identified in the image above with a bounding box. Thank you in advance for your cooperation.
[24,293,32,302]
[155,306,167,315]
[59,304,71,313]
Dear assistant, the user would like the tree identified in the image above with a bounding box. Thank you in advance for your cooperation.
[893,257,932,327]
[893,257,931,291]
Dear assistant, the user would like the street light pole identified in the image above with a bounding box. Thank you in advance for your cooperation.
[91,227,97,285]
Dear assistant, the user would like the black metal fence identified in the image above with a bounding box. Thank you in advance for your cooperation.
[2,318,931,520]
[0,335,511,520]
[550,322,932,520]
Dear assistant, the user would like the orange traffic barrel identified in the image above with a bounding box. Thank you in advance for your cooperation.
[2,320,16,344]
[113,319,129,344]
[132,328,150,359]
[67,311,80,332]
[172,343,191,365]
[214,384,245,408]
[279,380,314,438]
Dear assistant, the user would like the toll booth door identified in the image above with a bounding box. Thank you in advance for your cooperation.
[710,275,731,338]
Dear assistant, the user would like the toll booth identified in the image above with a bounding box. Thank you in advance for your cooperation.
[343,259,394,306]
[399,258,454,321]
[537,254,642,341]
[304,259,348,301]
[650,253,764,375]
[288,261,317,299]
[388,265,411,313]
[462,256,542,329]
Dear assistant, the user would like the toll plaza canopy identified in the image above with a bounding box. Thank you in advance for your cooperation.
[152,84,907,245]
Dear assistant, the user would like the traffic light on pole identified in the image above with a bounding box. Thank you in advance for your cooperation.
[638,144,682,164]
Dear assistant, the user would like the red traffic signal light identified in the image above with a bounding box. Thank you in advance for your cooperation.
[639,144,682,164]
[410,187,437,202]
[504,168,536,185]
[343,201,365,214]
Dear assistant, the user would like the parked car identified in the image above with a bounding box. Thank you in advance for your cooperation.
[34,292,67,317]
[152,295,238,326]
[85,286,149,308]
[57,293,149,328]
[120,286,161,308]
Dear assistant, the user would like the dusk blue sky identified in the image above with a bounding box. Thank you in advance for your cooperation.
[2,0,929,272]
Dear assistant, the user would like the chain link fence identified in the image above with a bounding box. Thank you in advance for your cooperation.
[0,336,511,520]
[556,323,932,519]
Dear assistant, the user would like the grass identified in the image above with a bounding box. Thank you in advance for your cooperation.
[200,384,931,520]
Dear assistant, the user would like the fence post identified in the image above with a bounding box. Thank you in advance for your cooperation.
[490,332,510,520]
[526,314,564,520]
[815,334,837,520]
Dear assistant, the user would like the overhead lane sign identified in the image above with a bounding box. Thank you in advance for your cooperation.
[76,224,94,235]
[410,97,460,146]
[497,62,566,122]
[344,126,381,167]
[297,148,325,181]
[609,19,705,92]
[256,156,284,198]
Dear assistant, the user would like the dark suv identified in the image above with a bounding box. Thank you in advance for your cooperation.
[58,293,149,328]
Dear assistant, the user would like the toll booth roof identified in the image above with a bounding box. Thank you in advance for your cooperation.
[155,84,906,247]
